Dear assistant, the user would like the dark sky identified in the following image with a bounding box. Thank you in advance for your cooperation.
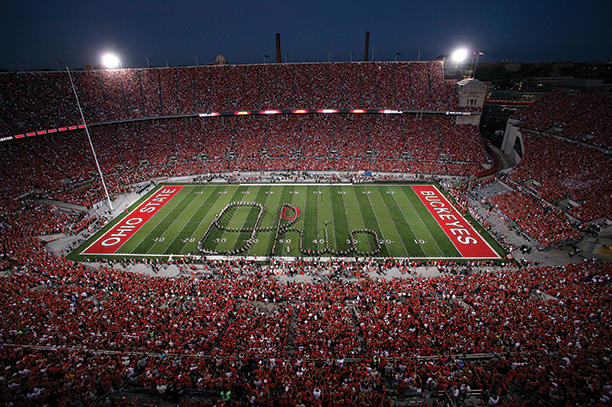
[1,0,610,71]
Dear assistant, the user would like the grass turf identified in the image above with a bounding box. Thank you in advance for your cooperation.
[71,183,504,261]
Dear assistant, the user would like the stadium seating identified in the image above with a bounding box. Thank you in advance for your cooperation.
[510,109,612,223]
[471,89,612,248]
[0,63,611,406]
[0,112,491,210]
[0,207,610,406]
[488,190,583,248]
[1,61,472,135]
[513,89,612,149]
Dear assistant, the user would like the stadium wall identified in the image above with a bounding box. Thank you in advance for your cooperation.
[501,118,523,165]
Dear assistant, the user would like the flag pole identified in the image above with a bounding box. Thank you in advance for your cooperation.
[473,52,483,78]
[66,66,114,215]
[469,53,476,78]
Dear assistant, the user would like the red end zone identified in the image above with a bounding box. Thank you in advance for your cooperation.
[82,186,184,255]
[411,185,499,259]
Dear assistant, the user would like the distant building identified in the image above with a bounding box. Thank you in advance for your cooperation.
[504,63,522,72]
[213,54,228,65]
[514,77,606,91]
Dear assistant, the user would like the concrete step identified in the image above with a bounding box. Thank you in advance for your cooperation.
[34,198,88,212]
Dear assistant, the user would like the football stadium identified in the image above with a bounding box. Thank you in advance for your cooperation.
[1,48,611,406]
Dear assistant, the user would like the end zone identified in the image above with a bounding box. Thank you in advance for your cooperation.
[412,185,499,259]
[81,186,184,256]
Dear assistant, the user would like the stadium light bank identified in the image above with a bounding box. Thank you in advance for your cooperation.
[102,53,123,70]
[451,48,469,62]
[450,48,484,78]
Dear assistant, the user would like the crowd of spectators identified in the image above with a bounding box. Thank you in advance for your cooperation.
[513,89,612,150]
[3,201,82,236]
[0,204,611,407]
[0,61,478,137]
[472,90,612,242]
[508,131,612,222]
[0,114,490,210]
[0,71,77,135]
[488,190,583,248]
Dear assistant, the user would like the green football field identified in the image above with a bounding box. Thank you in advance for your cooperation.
[75,183,503,260]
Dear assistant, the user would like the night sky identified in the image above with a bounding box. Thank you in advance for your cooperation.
[1,0,610,71]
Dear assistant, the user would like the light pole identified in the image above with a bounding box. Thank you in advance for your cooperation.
[66,66,114,214]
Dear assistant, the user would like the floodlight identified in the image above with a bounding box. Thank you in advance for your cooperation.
[102,53,121,68]
[452,49,468,62]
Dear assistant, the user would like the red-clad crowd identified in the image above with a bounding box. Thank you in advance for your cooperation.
[0,180,611,406]
[0,114,491,211]
[513,90,611,149]
[509,131,612,222]
[0,202,611,406]
[488,190,583,248]
[0,61,478,137]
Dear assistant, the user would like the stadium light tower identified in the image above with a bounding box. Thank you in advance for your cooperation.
[102,53,122,69]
